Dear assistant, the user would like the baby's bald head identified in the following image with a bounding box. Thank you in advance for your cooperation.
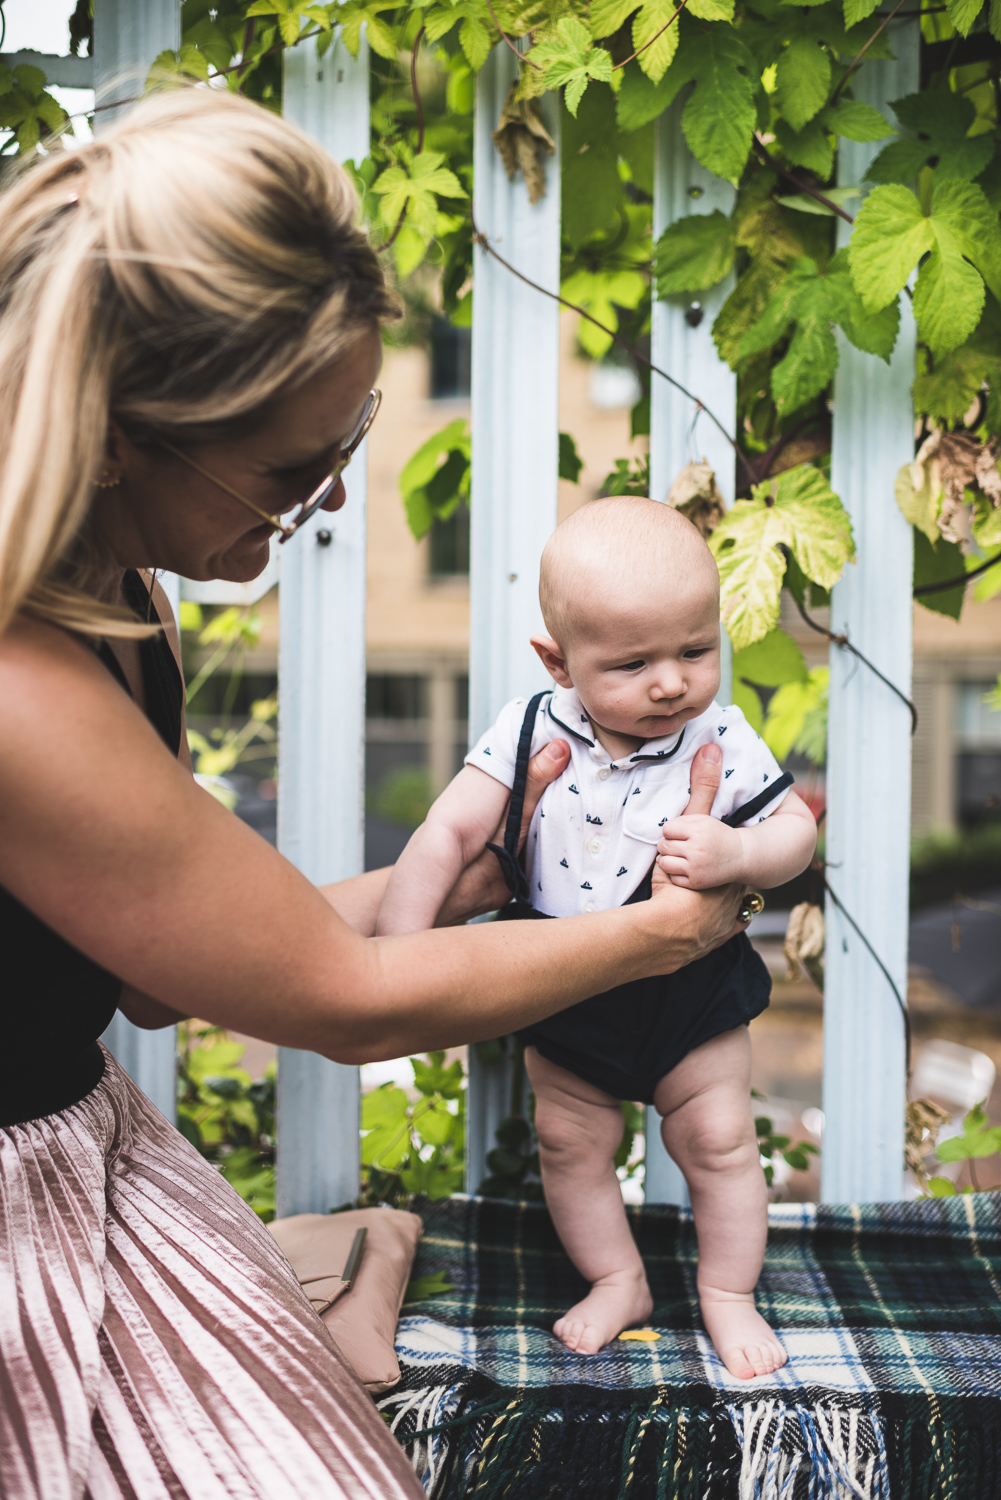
[539,496,720,648]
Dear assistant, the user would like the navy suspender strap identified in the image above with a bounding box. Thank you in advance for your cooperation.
[485,690,551,903]
[721,770,794,828]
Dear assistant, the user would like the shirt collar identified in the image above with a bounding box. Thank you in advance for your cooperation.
[546,684,701,763]
[546,684,595,747]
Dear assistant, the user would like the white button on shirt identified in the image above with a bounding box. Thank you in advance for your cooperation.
[466,684,790,919]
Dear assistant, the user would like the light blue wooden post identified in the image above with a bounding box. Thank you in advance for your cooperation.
[275,31,370,1217]
[821,27,918,1203]
[95,0,181,1124]
[92,0,180,122]
[465,46,561,1190]
[644,102,737,1205]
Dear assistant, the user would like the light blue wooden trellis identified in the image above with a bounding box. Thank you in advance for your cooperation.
[76,0,917,1206]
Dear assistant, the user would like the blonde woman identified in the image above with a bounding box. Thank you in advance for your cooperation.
[0,89,746,1499]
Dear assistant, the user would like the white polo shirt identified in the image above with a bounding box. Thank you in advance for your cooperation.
[465,684,791,918]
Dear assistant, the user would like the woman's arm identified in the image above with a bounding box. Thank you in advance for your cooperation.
[0,620,743,1062]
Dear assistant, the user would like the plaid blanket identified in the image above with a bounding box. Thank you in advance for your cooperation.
[380,1194,1001,1500]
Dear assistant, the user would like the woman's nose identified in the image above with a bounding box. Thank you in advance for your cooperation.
[321,476,348,513]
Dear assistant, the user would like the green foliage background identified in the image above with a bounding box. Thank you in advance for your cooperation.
[11,0,1001,752]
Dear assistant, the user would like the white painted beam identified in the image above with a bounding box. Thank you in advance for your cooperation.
[644,101,737,1205]
[821,27,918,1203]
[275,31,370,1217]
[95,0,180,1123]
[466,46,561,1190]
[0,53,94,88]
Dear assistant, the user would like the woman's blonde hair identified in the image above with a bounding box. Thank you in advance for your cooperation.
[0,87,397,638]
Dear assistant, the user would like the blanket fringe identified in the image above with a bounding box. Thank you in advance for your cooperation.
[379,1386,1001,1500]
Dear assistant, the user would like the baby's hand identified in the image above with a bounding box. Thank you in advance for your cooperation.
[655,814,745,890]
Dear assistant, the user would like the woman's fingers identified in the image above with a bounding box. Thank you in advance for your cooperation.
[682,742,722,817]
[517,738,570,853]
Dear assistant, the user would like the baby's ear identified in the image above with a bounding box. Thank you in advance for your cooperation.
[530,635,573,686]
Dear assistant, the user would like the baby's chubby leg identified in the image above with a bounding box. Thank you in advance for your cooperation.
[654,1028,786,1381]
[525,1046,652,1354]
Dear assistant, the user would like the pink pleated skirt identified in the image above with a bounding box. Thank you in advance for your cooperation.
[0,1047,423,1500]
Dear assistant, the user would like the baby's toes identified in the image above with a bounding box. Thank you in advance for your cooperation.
[554,1317,582,1352]
[722,1346,756,1381]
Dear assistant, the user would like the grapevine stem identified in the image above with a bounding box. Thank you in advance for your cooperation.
[470,213,757,486]
[752,133,856,225]
[782,549,918,733]
[914,549,1001,595]
[831,0,909,105]
[484,0,544,69]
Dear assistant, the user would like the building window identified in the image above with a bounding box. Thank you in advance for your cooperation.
[430,317,471,400]
[366,674,427,720]
[429,504,470,577]
[956,681,1001,823]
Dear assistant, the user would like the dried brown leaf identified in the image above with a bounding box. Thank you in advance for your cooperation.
[667,459,726,540]
[491,85,556,206]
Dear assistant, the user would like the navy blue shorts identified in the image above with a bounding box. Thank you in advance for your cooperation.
[513,931,770,1104]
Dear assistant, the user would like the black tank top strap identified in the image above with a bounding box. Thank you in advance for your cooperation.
[485,690,551,905]
[117,570,184,755]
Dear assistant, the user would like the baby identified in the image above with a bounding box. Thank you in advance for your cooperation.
[377,497,816,1379]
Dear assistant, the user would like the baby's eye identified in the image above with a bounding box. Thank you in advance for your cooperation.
[684,649,709,660]
[616,660,645,672]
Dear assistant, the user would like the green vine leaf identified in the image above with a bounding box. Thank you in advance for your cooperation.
[774,36,832,133]
[372,150,466,237]
[842,0,880,27]
[245,0,332,45]
[0,63,69,152]
[710,464,854,647]
[677,26,757,182]
[867,92,995,185]
[820,98,894,143]
[850,180,1001,355]
[774,118,833,179]
[762,667,829,762]
[337,1,405,59]
[737,251,897,414]
[399,418,471,538]
[589,0,642,35]
[653,209,736,296]
[561,264,647,356]
[895,461,940,544]
[527,18,613,117]
[632,0,682,83]
[946,0,987,35]
[424,0,493,70]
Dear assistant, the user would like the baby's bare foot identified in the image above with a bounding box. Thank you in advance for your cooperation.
[553,1269,653,1355]
[699,1286,787,1381]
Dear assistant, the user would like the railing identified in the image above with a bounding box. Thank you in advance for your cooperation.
[92,0,915,1208]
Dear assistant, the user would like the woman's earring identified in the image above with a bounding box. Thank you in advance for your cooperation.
[95,471,122,488]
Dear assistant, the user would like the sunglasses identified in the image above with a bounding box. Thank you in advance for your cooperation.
[160,389,381,545]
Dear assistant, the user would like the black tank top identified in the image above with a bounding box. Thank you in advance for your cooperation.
[1,571,184,1127]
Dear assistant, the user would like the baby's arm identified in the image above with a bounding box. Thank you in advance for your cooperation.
[656,791,816,891]
[375,766,513,935]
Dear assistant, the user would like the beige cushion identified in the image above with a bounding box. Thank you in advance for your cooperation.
[268,1208,422,1395]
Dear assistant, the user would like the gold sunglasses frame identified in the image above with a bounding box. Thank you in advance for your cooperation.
[159,389,382,545]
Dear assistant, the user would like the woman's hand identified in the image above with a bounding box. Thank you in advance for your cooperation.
[435,738,571,925]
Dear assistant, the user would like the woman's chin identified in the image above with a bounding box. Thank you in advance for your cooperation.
[204,536,273,583]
